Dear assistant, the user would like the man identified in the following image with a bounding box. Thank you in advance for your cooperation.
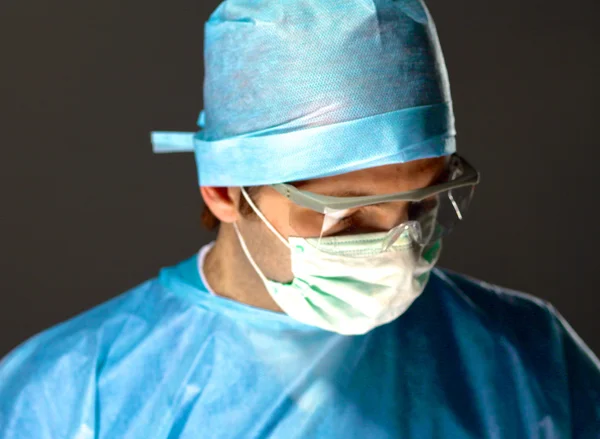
[1,0,599,437]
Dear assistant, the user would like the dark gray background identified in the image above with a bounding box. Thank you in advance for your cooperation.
[1,0,598,357]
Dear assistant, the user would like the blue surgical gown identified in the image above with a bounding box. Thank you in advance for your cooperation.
[1,250,599,438]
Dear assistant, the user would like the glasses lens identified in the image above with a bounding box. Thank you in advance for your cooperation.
[286,157,477,254]
[288,186,475,254]
[432,184,476,239]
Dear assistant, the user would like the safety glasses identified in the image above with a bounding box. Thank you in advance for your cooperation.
[270,154,480,250]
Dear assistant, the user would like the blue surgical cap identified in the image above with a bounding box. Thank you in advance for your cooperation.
[151,0,456,186]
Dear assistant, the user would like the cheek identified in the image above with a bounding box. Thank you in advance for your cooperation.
[255,196,296,240]
[247,199,295,282]
[242,213,294,283]
[272,215,297,239]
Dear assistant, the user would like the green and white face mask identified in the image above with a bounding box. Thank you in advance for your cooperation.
[233,188,442,335]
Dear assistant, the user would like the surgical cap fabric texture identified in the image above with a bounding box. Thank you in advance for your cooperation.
[151,0,456,186]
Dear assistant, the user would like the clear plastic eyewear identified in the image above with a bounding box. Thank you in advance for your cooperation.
[269,154,480,252]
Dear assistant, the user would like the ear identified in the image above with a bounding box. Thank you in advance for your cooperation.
[200,187,242,224]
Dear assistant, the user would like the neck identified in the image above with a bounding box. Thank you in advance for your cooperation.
[203,224,283,313]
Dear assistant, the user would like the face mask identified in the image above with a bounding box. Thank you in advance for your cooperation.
[233,188,442,335]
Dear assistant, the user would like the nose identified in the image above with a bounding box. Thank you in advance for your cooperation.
[347,202,411,235]
[378,201,411,230]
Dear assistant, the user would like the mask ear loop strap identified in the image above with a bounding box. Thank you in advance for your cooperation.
[232,222,272,287]
[240,187,291,249]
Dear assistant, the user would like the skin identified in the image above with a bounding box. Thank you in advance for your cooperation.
[200,156,447,313]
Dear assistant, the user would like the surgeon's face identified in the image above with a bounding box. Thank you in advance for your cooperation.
[232,157,446,283]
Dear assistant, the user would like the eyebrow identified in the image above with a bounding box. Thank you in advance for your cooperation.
[291,184,380,198]
[291,160,450,199]
[300,176,447,198]
[300,189,400,210]
[322,189,375,198]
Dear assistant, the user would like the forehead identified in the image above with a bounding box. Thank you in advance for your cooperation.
[292,156,448,196]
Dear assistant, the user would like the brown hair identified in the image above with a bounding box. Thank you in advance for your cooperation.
[201,186,262,231]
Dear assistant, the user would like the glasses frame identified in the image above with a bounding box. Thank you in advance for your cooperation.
[269,154,480,214]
